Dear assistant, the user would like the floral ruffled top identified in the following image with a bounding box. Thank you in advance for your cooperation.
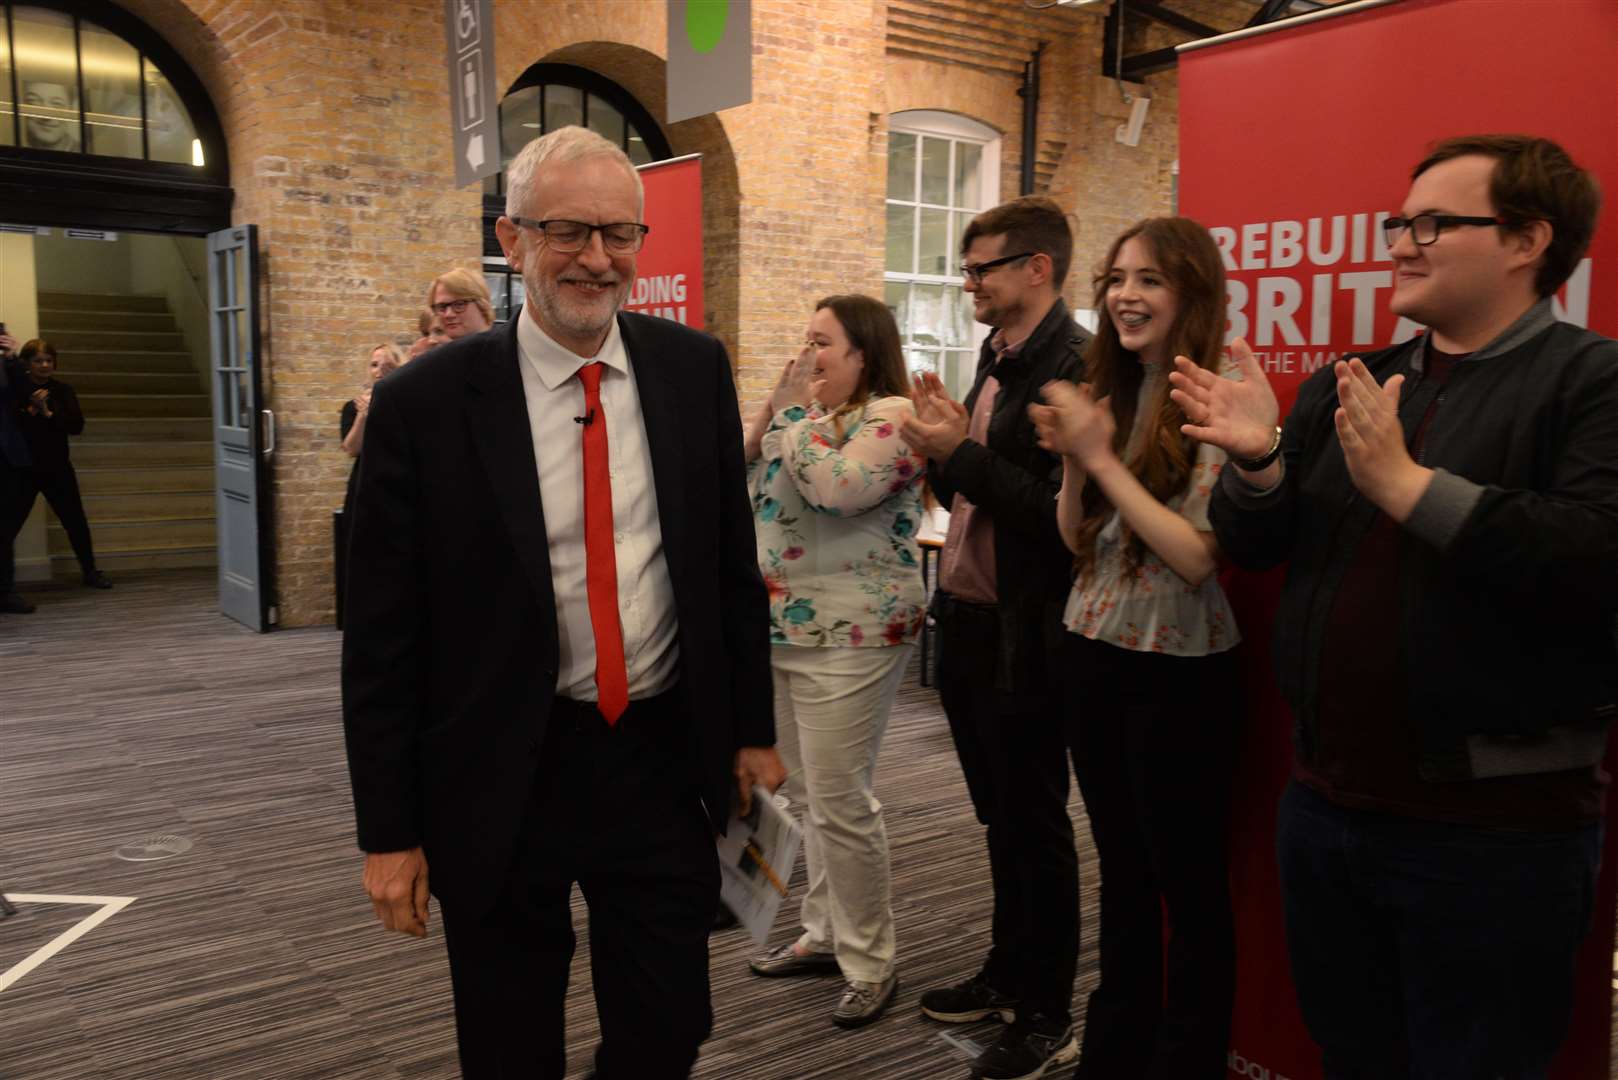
[1062,365,1241,657]
[749,395,927,648]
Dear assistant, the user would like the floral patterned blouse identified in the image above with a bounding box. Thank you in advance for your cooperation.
[1062,365,1241,657]
[749,395,927,648]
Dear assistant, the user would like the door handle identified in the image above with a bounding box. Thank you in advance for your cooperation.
[261,408,275,458]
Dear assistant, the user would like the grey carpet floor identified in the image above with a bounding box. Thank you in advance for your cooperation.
[0,570,1611,1079]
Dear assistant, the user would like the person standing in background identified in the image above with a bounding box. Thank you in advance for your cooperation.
[901,195,1091,1080]
[428,269,494,340]
[1173,134,1617,1077]
[1,340,111,592]
[0,325,33,614]
[1030,217,1240,1079]
[742,294,924,1029]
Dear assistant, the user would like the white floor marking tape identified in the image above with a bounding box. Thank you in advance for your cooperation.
[0,894,138,993]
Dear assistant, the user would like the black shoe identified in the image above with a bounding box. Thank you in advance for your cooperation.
[713,901,739,931]
[972,1014,1078,1080]
[0,592,35,614]
[919,972,1020,1024]
[82,570,113,589]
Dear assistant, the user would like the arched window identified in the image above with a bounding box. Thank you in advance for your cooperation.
[884,110,1000,401]
[0,1,229,233]
[481,63,671,323]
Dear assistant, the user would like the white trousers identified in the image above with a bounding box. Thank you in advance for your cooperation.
[770,642,911,983]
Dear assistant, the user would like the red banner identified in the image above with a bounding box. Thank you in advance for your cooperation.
[1178,2,1618,1077]
[628,154,705,330]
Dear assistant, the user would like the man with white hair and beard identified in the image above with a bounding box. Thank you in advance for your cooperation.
[341,125,784,1080]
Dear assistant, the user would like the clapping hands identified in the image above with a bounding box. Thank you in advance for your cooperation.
[1028,380,1114,467]
[1167,338,1278,461]
[900,371,969,462]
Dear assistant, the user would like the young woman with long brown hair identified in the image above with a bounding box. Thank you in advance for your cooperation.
[1029,217,1242,1079]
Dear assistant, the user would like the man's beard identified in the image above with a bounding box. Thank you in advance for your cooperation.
[529,271,630,342]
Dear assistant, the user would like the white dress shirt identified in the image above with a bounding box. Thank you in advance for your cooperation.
[515,311,680,701]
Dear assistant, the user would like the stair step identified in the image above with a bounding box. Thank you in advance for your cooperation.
[39,308,178,333]
[72,440,212,466]
[79,393,211,419]
[40,329,186,352]
[50,547,216,573]
[81,490,214,521]
[49,515,216,555]
[75,465,213,495]
[77,417,211,441]
[63,371,205,394]
[57,351,198,374]
[37,291,169,313]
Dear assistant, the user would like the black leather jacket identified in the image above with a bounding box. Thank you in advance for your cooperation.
[929,297,1090,693]
[1211,300,1618,782]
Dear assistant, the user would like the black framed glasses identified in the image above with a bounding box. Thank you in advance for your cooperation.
[430,298,476,315]
[1382,214,1507,247]
[508,216,651,254]
[959,251,1036,283]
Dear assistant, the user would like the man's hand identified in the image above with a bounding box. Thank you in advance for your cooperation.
[901,371,969,463]
[733,746,786,818]
[1028,380,1114,468]
[363,847,430,938]
[1168,338,1278,461]
[0,332,17,357]
[1334,357,1431,522]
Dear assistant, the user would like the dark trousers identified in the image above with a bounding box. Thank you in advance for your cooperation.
[1063,634,1237,1080]
[935,593,1080,1022]
[1276,780,1602,1080]
[0,462,97,588]
[439,693,721,1080]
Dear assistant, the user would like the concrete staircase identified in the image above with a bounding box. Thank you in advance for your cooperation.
[35,291,217,575]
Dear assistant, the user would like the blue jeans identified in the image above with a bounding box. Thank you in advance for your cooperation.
[1275,781,1601,1080]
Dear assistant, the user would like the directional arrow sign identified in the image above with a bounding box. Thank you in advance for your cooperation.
[445,0,497,187]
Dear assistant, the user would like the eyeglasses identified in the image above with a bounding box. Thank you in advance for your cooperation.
[508,216,651,254]
[430,298,476,315]
[1381,214,1507,247]
[959,252,1036,283]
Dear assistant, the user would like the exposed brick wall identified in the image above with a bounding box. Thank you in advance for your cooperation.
[109,0,1220,626]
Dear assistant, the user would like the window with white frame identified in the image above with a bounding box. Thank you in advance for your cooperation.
[883,111,1000,402]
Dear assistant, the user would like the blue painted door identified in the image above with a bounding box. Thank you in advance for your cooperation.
[207,225,274,630]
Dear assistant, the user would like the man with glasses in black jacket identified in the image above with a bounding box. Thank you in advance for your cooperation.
[903,195,1091,1080]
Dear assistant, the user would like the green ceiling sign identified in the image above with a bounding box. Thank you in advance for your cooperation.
[685,0,728,54]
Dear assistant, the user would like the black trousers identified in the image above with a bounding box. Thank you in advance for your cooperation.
[0,462,97,589]
[1063,633,1238,1080]
[934,593,1080,1022]
[439,692,721,1080]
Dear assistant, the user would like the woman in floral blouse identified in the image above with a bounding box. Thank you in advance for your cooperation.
[741,294,924,1029]
[1026,217,1242,1077]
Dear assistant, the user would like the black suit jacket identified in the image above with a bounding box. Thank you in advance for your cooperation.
[341,312,773,917]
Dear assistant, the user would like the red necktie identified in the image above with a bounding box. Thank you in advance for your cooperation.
[576,362,628,725]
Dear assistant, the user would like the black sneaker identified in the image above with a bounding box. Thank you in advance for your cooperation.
[972,1014,1078,1080]
[0,592,35,614]
[919,972,1020,1024]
